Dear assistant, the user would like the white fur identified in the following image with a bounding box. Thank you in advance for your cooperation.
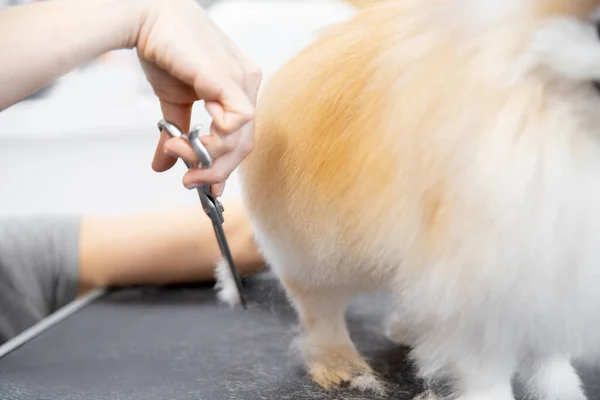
[389,17,600,396]
[451,0,522,29]
[214,258,240,307]
[528,17,600,81]
[519,357,587,400]
[215,2,600,399]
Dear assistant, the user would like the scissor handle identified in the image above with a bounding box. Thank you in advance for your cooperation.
[157,118,226,222]
[156,118,247,309]
[157,119,212,169]
[188,127,212,168]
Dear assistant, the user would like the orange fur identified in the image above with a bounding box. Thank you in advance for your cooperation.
[241,1,530,263]
[281,277,378,390]
[242,4,400,258]
[533,0,600,19]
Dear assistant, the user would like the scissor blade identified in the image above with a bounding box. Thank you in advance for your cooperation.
[211,216,248,309]
[158,119,246,308]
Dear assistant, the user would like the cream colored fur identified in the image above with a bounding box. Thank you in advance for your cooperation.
[216,0,600,398]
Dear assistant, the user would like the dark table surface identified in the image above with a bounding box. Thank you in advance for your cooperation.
[0,272,599,400]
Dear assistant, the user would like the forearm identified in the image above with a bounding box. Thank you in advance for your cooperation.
[0,0,142,110]
[77,199,265,293]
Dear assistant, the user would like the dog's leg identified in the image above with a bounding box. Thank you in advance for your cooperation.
[518,356,587,400]
[281,278,384,394]
[452,361,516,400]
[412,340,516,400]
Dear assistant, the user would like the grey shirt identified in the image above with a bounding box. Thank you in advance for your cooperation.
[0,216,81,345]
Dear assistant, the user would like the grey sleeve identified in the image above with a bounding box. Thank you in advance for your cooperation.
[0,215,82,322]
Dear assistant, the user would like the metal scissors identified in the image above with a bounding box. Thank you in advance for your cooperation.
[157,119,247,309]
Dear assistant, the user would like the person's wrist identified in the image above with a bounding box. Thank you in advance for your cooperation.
[102,0,155,50]
[126,0,167,51]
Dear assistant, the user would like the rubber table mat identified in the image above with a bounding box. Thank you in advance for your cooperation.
[0,272,599,400]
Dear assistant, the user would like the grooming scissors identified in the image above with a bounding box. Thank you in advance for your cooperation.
[157,119,247,309]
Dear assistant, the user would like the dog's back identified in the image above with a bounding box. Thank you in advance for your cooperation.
[241,2,407,283]
[240,0,600,284]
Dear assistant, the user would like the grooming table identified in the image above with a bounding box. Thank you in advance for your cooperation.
[0,272,598,400]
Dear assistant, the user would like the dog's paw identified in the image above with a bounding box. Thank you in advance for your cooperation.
[308,356,385,394]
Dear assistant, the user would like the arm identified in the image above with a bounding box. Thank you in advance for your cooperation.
[77,199,265,294]
[1,0,262,192]
[0,0,139,110]
[0,201,264,343]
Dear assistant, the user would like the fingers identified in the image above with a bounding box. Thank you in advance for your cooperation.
[183,59,260,194]
[180,140,249,191]
[153,101,193,172]
[152,129,179,172]
[162,137,198,166]
[201,130,239,160]
[159,120,241,195]
[181,160,232,190]
[153,62,260,194]
[162,130,239,167]
[198,80,255,135]
[241,58,263,107]
[235,57,261,158]
[199,58,261,186]
[210,182,226,197]
[139,0,263,194]
[199,21,262,134]
[195,52,262,136]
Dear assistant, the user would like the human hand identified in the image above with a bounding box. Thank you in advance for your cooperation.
[135,0,262,196]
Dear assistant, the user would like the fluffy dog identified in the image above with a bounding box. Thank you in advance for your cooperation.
[216,1,600,398]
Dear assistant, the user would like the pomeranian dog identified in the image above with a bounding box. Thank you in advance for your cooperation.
[216,0,600,398]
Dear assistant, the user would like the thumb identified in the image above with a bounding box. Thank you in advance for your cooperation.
[152,101,193,172]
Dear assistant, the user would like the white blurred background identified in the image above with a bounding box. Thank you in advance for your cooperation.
[0,0,358,217]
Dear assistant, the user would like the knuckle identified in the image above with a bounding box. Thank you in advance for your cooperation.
[224,139,238,152]
[213,166,231,183]
[212,84,225,101]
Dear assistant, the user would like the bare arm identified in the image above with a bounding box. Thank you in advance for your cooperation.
[0,0,261,191]
[77,199,266,294]
[0,0,140,110]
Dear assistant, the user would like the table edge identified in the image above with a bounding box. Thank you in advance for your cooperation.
[0,288,107,359]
